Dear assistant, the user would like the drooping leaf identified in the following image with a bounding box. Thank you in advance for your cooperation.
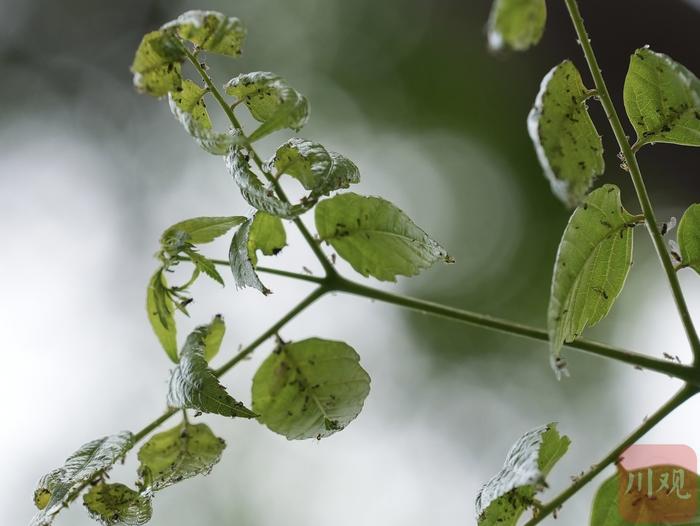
[266,138,360,197]
[548,185,637,377]
[224,72,309,141]
[590,467,700,525]
[137,421,225,491]
[315,192,453,281]
[527,60,605,207]
[167,325,256,418]
[252,338,371,440]
[185,249,224,286]
[161,216,246,254]
[168,79,238,155]
[475,423,570,526]
[624,48,700,148]
[130,31,184,97]
[83,483,152,526]
[678,204,700,274]
[487,0,547,52]
[31,432,134,526]
[225,147,310,218]
[146,270,178,363]
[202,314,226,362]
[163,10,246,58]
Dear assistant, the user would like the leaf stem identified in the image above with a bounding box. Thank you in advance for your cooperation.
[563,0,700,361]
[180,45,336,277]
[522,384,697,525]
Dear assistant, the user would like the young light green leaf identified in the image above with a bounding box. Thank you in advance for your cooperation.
[487,0,546,52]
[475,423,570,526]
[528,60,605,207]
[146,270,178,363]
[315,192,453,282]
[130,31,184,97]
[83,483,152,526]
[224,72,309,141]
[624,48,700,148]
[161,216,246,254]
[137,421,226,491]
[31,432,134,526]
[203,314,225,362]
[167,326,256,418]
[678,204,700,274]
[252,338,371,440]
[185,249,224,286]
[225,147,311,218]
[168,79,238,155]
[266,138,360,197]
[163,10,246,58]
[548,185,637,377]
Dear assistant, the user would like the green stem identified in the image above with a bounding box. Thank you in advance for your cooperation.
[179,255,325,285]
[523,384,697,525]
[181,45,335,277]
[563,0,700,361]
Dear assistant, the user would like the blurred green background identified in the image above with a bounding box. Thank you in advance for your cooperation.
[2,0,700,524]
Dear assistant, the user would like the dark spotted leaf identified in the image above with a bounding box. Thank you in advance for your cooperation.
[167,325,256,418]
[624,48,700,148]
[162,10,246,57]
[548,185,637,377]
[146,270,178,363]
[83,483,152,526]
[528,60,604,207]
[130,31,184,97]
[252,338,371,440]
[678,204,700,274]
[224,72,309,141]
[137,421,225,491]
[315,192,452,282]
[487,0,546,52]
[476,423,570,526]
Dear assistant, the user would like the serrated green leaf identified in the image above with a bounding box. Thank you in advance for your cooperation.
[137,421,225,492]
[146,270,178,363]
[476,423,570,526]
[224,72,309,141]
[83,483,152,526]
[161,216,246,254]
[31,432,134,526]
[167,325,256,418]
[130,31,184,97]
[228,215,273,295]
[528,60,604,207]
[252,338,371,440]
[225,147,311,218]
[487,0,546,52]
[266,138,360,197]
[679,204,700,274]
[168,79,238,155]
[548,185,637,377]
[624,48,700,148]
[185,249,224,286]
[163,10,246,58]
[315,192,452,282]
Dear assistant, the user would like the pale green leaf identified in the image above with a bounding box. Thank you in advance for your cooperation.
[225,147,311,218]
[476,423,570,526]
[224,72,309,141]
[624,48,700,148]
[137,421,225,491]
[228,215,275,295]
[161,216,246,254]
[315,192,453,282]
[528,60,605,207]
[130,31,184,97]
[163,10,246,58]
[548,185,637,377]
[168,79,238,155]
[31,432,134,526]
[185,249,224,286]
[83,483,152,526]
[252,338,371,440]
[679,204,700,274]
[248,211,286,266]
[146,270,178,363]
[167,326,256,418]
[266,138,360,196]
[487,0,546,52]
[203,314,226,362]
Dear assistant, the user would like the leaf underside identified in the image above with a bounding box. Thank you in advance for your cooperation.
[83,483,152,526]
